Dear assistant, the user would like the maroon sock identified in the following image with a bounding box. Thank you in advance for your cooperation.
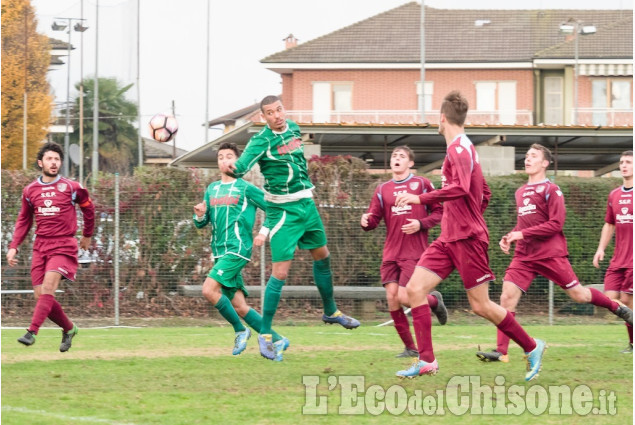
[588,288,620,311]
[496,311,515,355]
[411,304,434,362]
[390,309,416,350]
[48,299,74,332]
[28,294,55,334]
[496,310,536,353]
[627,323,633,345]
[427,294,438,309]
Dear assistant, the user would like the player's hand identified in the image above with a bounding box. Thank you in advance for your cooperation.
[80,236,92,250]
[193,202,207,218]
[360,213,372,228]
[592,250,604,268]
[227,163,237,173]
[395,193,421,207]
[505,231,524,244]
[253,234,266,247]
[499,236,511,255]
[6,248,18,267]
[401,218,421,234]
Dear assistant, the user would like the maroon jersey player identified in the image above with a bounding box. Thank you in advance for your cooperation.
[593,150,634,353]
[394,91,545,381]
[476,144,633,363]
[361,145,445,358]
[6,142,95,352]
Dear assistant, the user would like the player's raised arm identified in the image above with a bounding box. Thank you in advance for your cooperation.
[245,181,267,211]
[227,136,267,178]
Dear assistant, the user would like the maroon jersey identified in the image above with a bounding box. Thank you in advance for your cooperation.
[363,174,442,261]
[605,186,633,269]
[9,176,95,250]
[417,134,491,244]
[512,179,568,260]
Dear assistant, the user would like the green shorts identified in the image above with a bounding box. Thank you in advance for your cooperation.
[207,254,249,300]
[267,198,328,262]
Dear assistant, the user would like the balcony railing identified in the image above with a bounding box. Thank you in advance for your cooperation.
[573,108,633,127]
[285,110,534,126]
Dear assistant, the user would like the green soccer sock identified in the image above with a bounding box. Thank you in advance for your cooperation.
[214,295,246,333]
[243,308,282,342]
[313,255,338,316]
[260,276,285,335]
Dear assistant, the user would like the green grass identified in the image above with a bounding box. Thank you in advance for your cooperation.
[1,323,632,425]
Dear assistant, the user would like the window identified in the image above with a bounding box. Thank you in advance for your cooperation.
[592,78,632,126]
[416,81,433,116]
[475,81,517,124]
[312,82,352,122]
[544,76,563,125]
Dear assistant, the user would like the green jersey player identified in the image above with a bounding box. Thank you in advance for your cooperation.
[193,142,287,358]
[229,95,360,361]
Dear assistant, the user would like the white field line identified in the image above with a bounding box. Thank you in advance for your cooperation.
[2,405,139,425]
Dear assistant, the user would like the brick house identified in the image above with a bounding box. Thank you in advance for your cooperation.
[261,3,632,127]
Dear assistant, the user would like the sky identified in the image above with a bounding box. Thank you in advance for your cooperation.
[31,0,633,152]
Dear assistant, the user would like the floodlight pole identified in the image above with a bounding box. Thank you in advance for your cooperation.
[419,0,425,123]
[573,21,579,125]
[91,1,99,188]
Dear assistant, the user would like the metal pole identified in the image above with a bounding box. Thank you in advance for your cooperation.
[204,0,210,145]
[573,22,579,125]
[114,173,120,326]
[420,0,425,123]
[23,11,28,170]
[63,18,72,176]
[172,100,176,158]
[548,280,554,325]
[91,1,99,188]
[260,209,266,311]
[136,0,143,167]
[79,0,85,182]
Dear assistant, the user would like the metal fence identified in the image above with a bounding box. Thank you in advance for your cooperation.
[0,165,623,327]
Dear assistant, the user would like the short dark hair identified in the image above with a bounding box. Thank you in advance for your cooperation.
[529,143,552,164]
[217,142,240,158]
[37,142,64,164]
[392,145,415,162]
[440,91,469,126]
[621,150,633,157]
[260,95,281,111]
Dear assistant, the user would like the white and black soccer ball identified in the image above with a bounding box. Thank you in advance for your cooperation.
[148,113,178,143]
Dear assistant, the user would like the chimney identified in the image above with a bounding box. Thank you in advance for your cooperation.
[283,34,298,49]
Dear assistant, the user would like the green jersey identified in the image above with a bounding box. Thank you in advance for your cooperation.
[232,120,314,200]
[193,178,266,260]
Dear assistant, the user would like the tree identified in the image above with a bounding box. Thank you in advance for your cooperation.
[71,77,139,175]
[1,0,52,170]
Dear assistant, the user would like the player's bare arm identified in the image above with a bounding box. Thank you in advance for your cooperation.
[593,222,616,268]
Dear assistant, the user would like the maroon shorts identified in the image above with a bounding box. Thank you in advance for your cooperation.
[503,256,580,293]
[31,236,79,286]
[604,266,633,294]
[381,259,417,287]
[416,238,495,290]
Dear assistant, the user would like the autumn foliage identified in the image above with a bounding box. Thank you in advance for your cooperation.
[1,0,52,169]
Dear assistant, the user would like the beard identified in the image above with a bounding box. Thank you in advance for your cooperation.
[42,167,59,178]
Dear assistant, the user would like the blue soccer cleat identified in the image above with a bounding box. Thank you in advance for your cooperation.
[273,339,286,362]
[396,358,439,379]
[232,328,251,355]
[524,338,546,381]
[280,336,290,351]
[322,310,360,329]
[258,334,276,360]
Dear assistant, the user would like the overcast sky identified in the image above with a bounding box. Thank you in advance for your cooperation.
[32,0,632,152]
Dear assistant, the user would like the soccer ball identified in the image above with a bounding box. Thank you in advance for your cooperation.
[148,113,178,143]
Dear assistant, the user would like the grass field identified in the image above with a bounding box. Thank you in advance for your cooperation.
[1,322,632,425]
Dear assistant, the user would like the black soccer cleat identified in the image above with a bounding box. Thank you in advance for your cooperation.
[613,303,633,326]
[476,349,509,363]
[60,324,78,352]
[395,347,419,358]
[430,291,448,325]
[17,330,36,346]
